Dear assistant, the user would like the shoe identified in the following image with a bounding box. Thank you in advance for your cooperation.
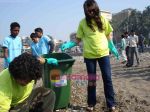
[86,106,94,112]
[135,62,140,67]
[109,106,118,112]
[121,60,127,64]
[126,63,132,67]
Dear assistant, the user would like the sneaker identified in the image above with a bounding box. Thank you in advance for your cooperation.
[109,107,118,112]
[86,106,94,112]
[126,63,132,67]
[121,60,127,64]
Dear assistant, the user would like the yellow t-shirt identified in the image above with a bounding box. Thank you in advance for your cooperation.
[0,69,34,111]
[77,16,113,58]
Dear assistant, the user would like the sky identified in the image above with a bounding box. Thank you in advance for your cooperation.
[0,0,149,43]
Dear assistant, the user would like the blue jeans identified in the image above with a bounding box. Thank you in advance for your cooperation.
[84,56,115,108]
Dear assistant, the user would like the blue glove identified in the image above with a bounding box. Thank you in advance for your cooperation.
[108,40,119,60]
[5,58,11,63]
[61,41,77,52]
[46,58,58,65]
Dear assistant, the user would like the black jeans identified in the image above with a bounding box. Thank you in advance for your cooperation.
[84,56,115,108]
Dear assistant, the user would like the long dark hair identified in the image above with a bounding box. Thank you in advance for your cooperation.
[84,0,103,32]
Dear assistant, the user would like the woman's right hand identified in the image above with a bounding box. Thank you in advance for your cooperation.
[60,41,77,52]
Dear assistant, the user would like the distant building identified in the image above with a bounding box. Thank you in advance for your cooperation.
[21,36,32,53]
[70,33,76,42]
[69,33,82,53]
[100,10,112,21]
[0,44,3,58]
[53,39,63,52]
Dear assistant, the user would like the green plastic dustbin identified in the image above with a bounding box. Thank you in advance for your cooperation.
[42,53,75,110]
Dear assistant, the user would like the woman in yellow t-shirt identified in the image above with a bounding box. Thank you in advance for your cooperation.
[61,0,119,111]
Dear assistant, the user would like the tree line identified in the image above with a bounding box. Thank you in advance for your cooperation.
[112,5,150,42]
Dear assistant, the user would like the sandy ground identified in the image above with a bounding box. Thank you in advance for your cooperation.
[69,49,150,112]
[0,48,150,112]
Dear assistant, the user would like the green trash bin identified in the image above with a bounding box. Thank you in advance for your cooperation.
[42,53,75,110]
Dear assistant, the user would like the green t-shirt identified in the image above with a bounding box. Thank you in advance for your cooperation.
[0,69,34,111]
[77,16,113,58]
[121,38,126,50]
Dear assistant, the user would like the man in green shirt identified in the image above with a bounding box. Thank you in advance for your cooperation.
[120,34,127,63]
[0,53,57,112]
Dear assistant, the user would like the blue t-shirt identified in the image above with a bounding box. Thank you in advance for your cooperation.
[30,35,50,57]
[30,42,41,57]
[39,36,50,54]
[2,36,22,68]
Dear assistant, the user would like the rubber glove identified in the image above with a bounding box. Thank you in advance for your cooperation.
[5,58,11,63]
[46,58,58,65]
[108,40,120,60]
[61,41,77,52]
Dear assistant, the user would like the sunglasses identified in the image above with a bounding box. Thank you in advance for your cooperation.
[12,30,20,32]
[87,8,97,13]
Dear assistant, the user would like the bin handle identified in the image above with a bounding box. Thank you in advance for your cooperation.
[58,59,75,63]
